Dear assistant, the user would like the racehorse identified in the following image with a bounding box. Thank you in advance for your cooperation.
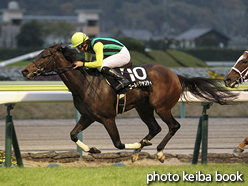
[224,50,248,88]
[234,137,248,153]
[22,43,237,163]
[224,50,248,154]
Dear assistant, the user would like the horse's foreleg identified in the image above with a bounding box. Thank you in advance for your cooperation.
[70,116,100,153]
[103,118,143,150]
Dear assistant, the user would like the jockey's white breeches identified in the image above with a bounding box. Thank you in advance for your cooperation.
[97,46,130,71]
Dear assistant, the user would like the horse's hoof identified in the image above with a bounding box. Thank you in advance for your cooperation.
[233,147,244,153]
[89,147,101,154]
[131,148,142,163]
[158,155,165,163]
[131,153,139,163]
[157,151,165,163]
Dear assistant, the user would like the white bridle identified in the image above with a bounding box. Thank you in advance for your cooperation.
[231,51,248,83]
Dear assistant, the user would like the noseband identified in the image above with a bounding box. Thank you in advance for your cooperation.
[231,51,248,84]
[32,48,57,76]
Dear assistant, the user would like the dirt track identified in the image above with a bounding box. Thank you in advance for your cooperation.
[0,117,247,155]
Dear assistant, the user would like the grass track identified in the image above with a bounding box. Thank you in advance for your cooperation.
[0,164,247,186]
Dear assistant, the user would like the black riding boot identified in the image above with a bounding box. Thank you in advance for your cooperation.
[101,67,130,90]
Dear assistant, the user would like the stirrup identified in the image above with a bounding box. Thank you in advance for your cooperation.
[116,79,129,90]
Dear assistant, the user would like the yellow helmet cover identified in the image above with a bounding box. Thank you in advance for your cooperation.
[71,32,89,47]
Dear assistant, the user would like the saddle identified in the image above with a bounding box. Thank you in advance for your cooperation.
[120,61,133,69]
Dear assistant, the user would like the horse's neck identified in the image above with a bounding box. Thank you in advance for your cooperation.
[55,54,105,98]
[59,67,104,98]
[59,68,87,95]
[53,57,83,94]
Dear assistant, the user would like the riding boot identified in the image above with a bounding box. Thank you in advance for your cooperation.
[101,67,130,90]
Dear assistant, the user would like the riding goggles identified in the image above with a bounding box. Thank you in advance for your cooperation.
[75,43,88,53]
[75,44,82,53]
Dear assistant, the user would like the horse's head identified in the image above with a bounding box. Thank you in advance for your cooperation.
[224,50,248,88]
[22,43,63,80]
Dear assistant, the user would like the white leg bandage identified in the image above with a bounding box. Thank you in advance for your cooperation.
[125,142,141,149]
[76,140,90,152]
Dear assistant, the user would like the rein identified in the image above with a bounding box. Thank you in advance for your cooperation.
[32,48,74,76]
[80,68,104,95]
[72,68,104,97]
[32,46,104,96]
[231,51,248,84]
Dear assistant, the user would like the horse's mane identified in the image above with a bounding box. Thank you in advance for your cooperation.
[62,46,78,63]
[50,44,79,63]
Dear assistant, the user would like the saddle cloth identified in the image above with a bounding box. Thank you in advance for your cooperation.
[104,64,153,115]
[103,64,153,93]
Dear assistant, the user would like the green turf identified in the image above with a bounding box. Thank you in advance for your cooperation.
[5,61,31,67]
[130,49,207,67]
[0,164,247,186]
[166,49,208,67]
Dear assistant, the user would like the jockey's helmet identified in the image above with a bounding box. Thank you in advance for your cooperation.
[71,32,89,47]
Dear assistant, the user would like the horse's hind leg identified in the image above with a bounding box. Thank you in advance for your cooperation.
[70,116,100,153]
[155,109,180,163]
[131,103,162,162]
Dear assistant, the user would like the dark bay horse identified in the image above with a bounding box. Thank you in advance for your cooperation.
[22,44,237,163]
[224,50,248,154]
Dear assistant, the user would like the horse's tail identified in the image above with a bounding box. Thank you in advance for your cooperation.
[177,75,238,105]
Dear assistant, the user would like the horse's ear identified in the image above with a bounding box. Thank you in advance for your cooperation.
[58,43,64,52]
[58,43,62,49]
[54,43,62,51]
[50,43,63,51]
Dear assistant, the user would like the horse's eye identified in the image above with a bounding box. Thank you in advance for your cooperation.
[42,55,47,59]
[242,60,247,64]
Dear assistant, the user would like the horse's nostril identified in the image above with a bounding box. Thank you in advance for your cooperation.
[22,69,29,76]
[223,78,232,87]
[224,78,230,82]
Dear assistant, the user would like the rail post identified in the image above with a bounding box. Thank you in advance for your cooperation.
[5,104,23,167]
[180,102,185,118]
[192,116,202,164]
[192,102,212,164]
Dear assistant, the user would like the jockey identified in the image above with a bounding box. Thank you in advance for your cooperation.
[71,32,130,90]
